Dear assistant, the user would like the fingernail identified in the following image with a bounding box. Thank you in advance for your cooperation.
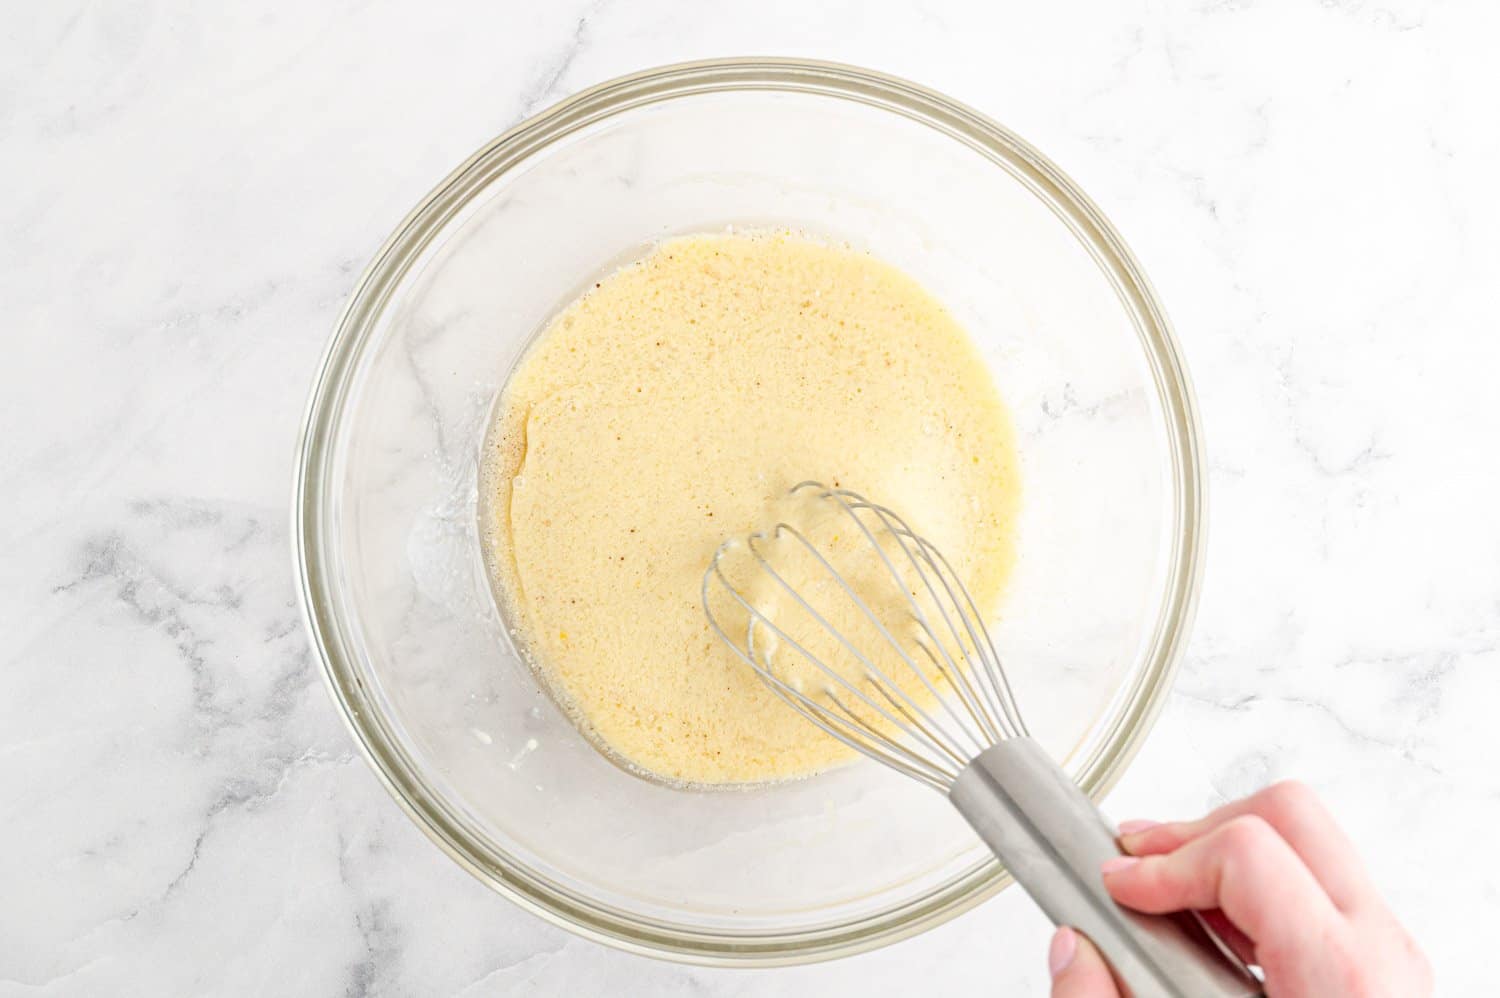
[1048,926,1077,977]
[1100,855,1141,875]
[1117,819,1159,836]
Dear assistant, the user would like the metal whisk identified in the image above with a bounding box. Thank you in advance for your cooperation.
[704,482,1260,998]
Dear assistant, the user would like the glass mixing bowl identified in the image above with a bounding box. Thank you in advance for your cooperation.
[294,58,1203,965]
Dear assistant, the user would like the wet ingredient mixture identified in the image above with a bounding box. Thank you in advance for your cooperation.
[482,231,1019,785]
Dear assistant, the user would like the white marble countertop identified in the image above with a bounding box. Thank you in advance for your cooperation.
[3,2,1495,994]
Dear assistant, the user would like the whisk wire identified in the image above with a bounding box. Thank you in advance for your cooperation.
[811,485,1006,748]
[832,493,1011,743]
[742,620,958,789]
[817,486,1026,740]
[708,543,964,769]
[758,524,988,761]
[908,630,999,744]
[894,530,1013,735]
[856,498,1022,741]
[909,534,1028,738]
[742,532,969,768]
[702,481,1026,790]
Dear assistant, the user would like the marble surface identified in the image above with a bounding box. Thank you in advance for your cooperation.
[2,1,1495,993]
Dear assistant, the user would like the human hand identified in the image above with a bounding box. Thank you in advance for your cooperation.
[1046,781,1431,997]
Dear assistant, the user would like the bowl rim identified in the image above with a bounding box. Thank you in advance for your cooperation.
[292,56,1205,966]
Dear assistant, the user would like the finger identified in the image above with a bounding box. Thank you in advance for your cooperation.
[1117,781,1373,909]
[1049,927,1121,998]
[1103,814,1342,956]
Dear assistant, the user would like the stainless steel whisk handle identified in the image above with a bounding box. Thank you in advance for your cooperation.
[950,739,1264,998]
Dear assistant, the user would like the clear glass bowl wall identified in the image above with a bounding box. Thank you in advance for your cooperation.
[295,60,1202,964]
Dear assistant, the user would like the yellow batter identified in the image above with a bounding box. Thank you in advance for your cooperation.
[481,231,1019,785]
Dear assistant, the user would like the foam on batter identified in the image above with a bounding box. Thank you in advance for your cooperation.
[481,231,1019,785]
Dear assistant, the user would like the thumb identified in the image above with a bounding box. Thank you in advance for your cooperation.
[1049,927,1121,998]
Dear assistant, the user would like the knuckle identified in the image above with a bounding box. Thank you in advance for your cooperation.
[1339,967,1381,997]
[1328,933,1379,995]
[1218,813,1277,857]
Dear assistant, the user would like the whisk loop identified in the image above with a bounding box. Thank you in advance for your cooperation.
[702,481,1026,790]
